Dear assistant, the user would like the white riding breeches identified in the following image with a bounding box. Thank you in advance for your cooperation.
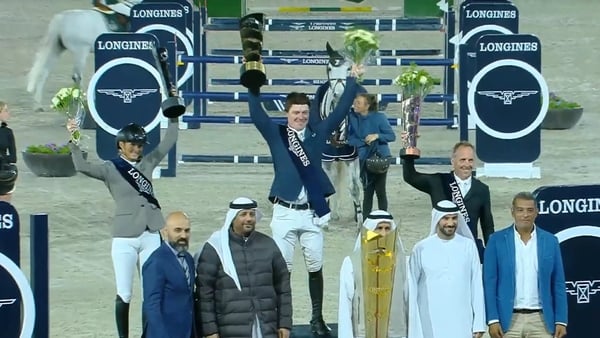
[111,230,161,303]
[270,203,324,273]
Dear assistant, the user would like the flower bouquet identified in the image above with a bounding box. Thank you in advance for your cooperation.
[393,63,436,159]
[343,28,380,81]
[51,85,86,145]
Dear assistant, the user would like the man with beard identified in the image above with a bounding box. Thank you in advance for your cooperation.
[407,200,486,338]
[142,211,196,338]
[402,140,495,262]
[195,197,292,338]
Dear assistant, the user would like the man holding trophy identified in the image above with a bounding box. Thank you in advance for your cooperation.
[66,44,185,338]
[396,64,495,262]
[338,210,408,338]
[240,13,372,337]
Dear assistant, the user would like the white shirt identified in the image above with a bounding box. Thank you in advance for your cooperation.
[513,226,541,309]
[453,174,472,197]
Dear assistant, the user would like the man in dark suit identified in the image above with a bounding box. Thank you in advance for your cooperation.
[142,211,195,338]
[402,140,494,261]
[483,191,568,338]
[248,59,365,336]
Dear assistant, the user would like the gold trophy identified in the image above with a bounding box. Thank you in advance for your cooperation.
[399,94,422,159]
[361,226,398,337]
[239,13,267,90]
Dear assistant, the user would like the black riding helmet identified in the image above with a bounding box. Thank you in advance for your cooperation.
[115,123,148,149]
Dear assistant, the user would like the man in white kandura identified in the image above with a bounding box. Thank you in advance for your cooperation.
[338,210,408,338]
[407,200,486,338]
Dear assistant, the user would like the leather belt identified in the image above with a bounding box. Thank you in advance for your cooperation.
[513,308,542,314]
[276,199,310,210]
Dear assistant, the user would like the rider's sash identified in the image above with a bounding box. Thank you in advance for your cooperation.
[278,125,330,218]
[110,157,161,208]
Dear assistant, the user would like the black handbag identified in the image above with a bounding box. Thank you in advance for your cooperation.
[365,144,390,174]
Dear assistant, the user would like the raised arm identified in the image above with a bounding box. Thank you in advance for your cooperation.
[402,158,433,194]
[142,257,169,337]
[248,90,278,141]
[316,76,358,136]
[272,245,292,330]
[480,185,495,244]
[141,118,179,168]
[196,243,220,336]
[67,142,109,181]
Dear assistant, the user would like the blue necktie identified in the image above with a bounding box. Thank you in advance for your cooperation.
[178,252,191,288]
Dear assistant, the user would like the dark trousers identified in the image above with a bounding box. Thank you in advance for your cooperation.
[360,161,389,216]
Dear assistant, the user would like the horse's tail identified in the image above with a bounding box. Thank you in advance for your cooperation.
[27,12,65,101]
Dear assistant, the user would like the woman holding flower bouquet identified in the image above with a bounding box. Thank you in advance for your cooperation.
[0,102,16,164]
[347,94,396,216]
[67,117,179,338]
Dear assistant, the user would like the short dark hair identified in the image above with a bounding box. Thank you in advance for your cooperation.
[285,92,311,112]
[356,93,378,111]
[511,191,536,208]
[452,141,475,156]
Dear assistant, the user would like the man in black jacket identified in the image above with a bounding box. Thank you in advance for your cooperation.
[195,197,292,338]
[402,141,495,261]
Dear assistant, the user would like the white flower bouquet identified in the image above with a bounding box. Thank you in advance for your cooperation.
[393,63,436,156]
[343,28,380,79]
[51,86,86,145]
[393,63,436,98]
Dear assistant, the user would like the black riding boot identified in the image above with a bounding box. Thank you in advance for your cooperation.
[308,269,331,337]
[115,295,130,338]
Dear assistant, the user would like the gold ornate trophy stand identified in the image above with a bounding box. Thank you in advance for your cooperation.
[361,228,398,337]
[239,13,267,90]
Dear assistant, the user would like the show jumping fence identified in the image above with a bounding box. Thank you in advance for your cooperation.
[176,6,458,166]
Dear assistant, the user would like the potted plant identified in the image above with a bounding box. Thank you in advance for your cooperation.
[22,143,87,177]
[541,92,584,130]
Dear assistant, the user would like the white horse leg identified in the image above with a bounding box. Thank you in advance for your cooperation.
[71,46,91,86]
[348,158,363,226]
[27,12,66,112]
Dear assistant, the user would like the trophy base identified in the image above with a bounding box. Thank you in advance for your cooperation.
[161,96,186,118]
[240,62,267,90]
[400,147,421,160]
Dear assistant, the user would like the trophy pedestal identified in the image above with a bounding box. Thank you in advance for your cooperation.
[240,63,266,90]
[161,96,186,118]
[400,147,421,160]
[476,162,541,179]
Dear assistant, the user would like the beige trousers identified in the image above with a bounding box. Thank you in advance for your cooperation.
[505,312,552,338]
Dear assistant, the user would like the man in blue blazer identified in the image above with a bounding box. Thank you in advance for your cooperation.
[483,192,567,338]
[247,58,365,336]
[142,211,195,338]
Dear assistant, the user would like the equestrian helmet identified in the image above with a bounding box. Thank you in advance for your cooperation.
[116,123,148,148]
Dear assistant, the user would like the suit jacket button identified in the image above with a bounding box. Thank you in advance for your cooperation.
[141,204,145,207]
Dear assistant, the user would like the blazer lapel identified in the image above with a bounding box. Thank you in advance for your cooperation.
[536,227,545,277]
[506,227,516,282]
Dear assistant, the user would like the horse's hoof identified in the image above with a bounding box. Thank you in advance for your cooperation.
[34,107,44,113]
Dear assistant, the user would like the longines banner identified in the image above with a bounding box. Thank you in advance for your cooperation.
[88,33,164,160]
[468,33,548,163]
[534,184,600,338]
